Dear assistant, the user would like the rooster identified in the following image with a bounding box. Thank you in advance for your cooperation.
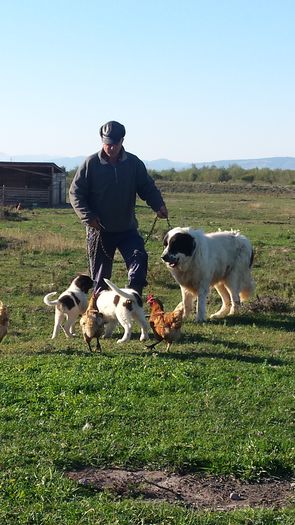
[0,301,9,343]
[146,294,184,351]
[80,295,105,352]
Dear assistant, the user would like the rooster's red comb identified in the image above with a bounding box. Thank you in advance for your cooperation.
[146,294,155,303]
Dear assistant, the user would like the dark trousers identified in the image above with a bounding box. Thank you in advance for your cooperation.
[87,227,148,296]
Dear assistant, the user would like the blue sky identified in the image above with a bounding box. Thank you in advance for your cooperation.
[1,0,294,163]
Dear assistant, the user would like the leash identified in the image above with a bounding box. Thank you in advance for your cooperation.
[166,216,172,229]
[86,227,112,281]
[144,216,158,244]
[144,216,172,244]
[87,227,113,270]
[87,216,173,276]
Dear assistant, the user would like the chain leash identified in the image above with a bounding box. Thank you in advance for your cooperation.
[166,216,172,230]
[86,228,111,281]
[144,216,158,244]
[144,216,173,244]
[87,216,173,276]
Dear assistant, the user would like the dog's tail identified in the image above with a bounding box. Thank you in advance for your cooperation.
[104,278,135,301]
[43,292,59,306]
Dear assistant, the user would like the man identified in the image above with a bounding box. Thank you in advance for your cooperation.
[69,120,168,297]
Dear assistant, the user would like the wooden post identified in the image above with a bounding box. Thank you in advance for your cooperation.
[0,185,4,218]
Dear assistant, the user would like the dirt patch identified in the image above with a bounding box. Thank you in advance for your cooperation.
[66,468,294,510]
[245,295,292,313]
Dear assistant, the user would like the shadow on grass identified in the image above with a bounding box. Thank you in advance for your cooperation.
[34,346,287,367]
[182,331,283,358]
[121,331,286,366]
[33,330,288,367]
[160,349,286,367]
[117,342,286,367]
[36,344,101,357]
[35,322,289,367]
[213,313,295,332]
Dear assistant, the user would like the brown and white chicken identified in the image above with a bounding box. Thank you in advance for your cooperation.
[0,301,9,343]
[80,295,105,352]
[146,294,184,351]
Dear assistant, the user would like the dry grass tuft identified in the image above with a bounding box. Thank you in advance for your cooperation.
[1,229,78,253]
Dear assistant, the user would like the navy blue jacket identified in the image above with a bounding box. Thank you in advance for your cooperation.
[69,148,165,232]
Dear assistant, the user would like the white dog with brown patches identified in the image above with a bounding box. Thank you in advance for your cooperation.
[44,274,93,338]
[161,227,255,322]
[96,279,149,343]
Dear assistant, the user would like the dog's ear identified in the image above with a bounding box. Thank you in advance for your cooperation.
[75,274,94,292]
[85,276,94,292]
[169,232,196,256]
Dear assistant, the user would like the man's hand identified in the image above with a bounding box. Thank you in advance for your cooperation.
[156,205,168,219]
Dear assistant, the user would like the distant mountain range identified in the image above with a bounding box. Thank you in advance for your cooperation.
[1,153,295,171]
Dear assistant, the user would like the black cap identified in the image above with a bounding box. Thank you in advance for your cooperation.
[99,121,126,144]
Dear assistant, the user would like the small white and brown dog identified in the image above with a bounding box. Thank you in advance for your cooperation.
[96,278,149,343]
[44,274,93,339]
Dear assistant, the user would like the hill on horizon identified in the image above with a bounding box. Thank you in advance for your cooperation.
[1,153,295,171]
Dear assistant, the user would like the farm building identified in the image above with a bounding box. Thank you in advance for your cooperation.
[0,161,67,207]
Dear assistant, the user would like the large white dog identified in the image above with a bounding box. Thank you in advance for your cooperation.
[161,227,255,322]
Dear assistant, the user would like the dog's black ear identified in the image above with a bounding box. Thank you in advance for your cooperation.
[183,234,196,256]
[169,233,196,256]
[75,274,94,292]
[84,276,94,292]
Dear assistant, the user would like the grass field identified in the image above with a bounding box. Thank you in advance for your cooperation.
[0,190,295,524]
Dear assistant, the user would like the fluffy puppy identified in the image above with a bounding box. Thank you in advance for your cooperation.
[96,278,149,343]
[44,274,93,338]
[162,227,255,322]
[0,301,9,342]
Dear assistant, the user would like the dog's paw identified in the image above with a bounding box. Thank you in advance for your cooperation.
[140,334,149,341]
[210,309,230,319]
[117,337,129,343]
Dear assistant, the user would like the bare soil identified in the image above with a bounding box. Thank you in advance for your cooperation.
[245,295,292,313]
[66,467,294,511]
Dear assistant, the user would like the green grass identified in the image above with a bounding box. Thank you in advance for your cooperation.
[0,192,295,524]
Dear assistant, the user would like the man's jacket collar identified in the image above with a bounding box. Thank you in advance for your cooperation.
[98,147,127,165]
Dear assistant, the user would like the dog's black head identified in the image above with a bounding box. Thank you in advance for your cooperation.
[162,230,196,268]
[74,274,94,293]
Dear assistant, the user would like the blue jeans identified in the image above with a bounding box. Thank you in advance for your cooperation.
[87,227,148,295]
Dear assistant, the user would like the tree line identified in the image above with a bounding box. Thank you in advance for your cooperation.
[148,164,295,186]
[67,164,295,187]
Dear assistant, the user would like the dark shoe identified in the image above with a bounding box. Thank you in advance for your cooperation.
[126,284,142,296]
